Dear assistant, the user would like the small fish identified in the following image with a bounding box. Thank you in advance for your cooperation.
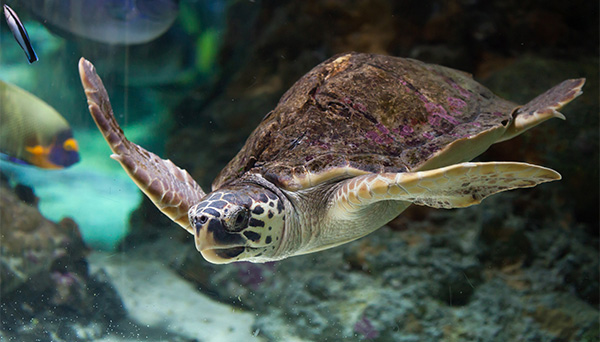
[0,81,79,169]
[3,4,38,63]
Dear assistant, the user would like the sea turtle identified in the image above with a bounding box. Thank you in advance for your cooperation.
[78,53,584,264]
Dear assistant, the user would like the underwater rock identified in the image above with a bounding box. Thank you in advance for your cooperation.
[0,182,85,296]
[88,244,262,342]
[0,179,126,341]
[477,206,534,268]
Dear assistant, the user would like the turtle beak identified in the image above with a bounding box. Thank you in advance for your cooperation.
[199,246,246,264]
[194,218,246,264]
[194,226,213,253]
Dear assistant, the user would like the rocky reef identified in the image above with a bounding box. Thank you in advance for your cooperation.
[0,177,125,341]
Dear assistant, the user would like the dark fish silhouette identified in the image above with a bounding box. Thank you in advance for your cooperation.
[3,4,38,63]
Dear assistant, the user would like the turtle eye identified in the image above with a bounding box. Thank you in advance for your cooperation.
[227,207,249,232]
[192,214,208,229]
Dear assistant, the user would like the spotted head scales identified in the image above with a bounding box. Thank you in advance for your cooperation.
[78,53,585,264]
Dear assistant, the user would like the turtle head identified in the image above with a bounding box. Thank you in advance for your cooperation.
[189,185,286,264]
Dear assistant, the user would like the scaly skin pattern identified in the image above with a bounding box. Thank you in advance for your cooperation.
[79,59,205,232]
[297,162,560,255]
[500,78,585,142]
[187,174,293,263]
[78,55,584,264]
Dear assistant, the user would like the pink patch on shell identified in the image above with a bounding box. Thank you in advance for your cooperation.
[397,78,409,88]
[376,123,390,135]
[450,82,471,98]
[424,102,443,115]
[398,78,428,102]
[425,102,459,125]
[400,125,414,137]
[422,132,434,140]
[399,76,464,126]
[444,114,460,125]
[353,102,367,112]
[366,129,394,145]
[365,131,379,140]
[447,97,466,114]
[428,115,442,126]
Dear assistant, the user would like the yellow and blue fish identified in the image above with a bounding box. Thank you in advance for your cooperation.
[0,80,79,169]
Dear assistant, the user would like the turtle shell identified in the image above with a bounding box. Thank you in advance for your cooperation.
[213,52,518,191]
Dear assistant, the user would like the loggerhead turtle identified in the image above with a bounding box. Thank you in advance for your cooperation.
[78,53,585,264]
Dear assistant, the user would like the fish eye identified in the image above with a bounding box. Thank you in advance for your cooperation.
[63,138,79,152]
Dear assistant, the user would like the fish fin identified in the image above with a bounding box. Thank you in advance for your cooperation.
[0,152,30,166]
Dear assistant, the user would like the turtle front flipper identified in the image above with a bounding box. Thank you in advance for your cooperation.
[329,161,560,219]
[78,58,206,233]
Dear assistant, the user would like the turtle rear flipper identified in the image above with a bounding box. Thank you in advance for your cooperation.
[79,58,206,232]
[499,78,586,142]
